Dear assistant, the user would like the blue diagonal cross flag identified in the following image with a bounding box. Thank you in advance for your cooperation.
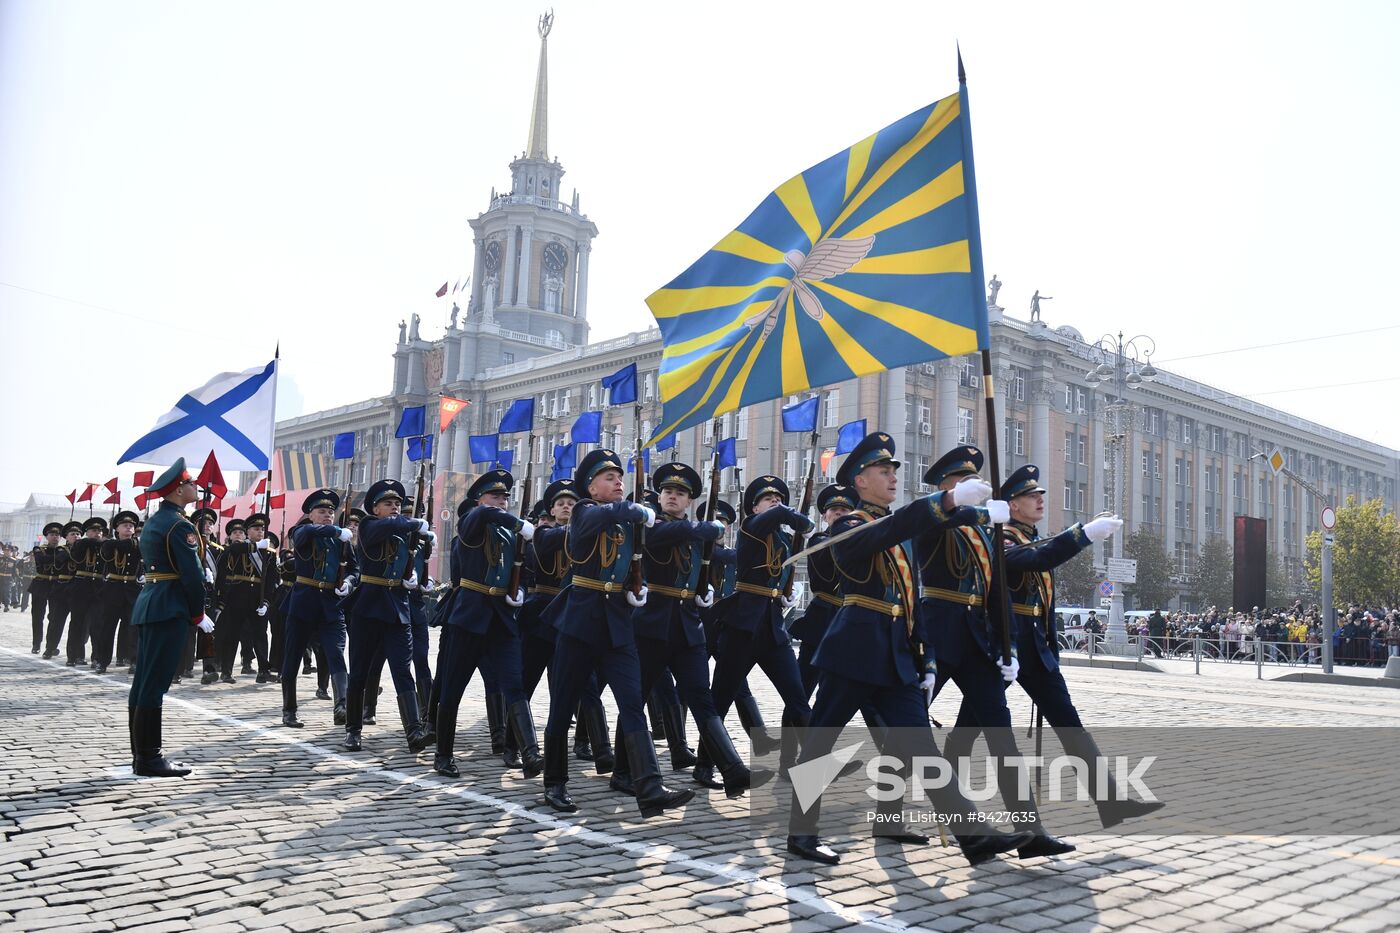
[601,363,638,406]
[118,358,279,471]
[781,396,820,434]
[644,77,991,448]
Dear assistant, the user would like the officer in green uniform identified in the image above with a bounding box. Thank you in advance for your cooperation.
[129,459,214,777]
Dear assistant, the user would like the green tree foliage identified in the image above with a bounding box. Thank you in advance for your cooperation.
[1124,526,1174,611]
[1304,496,1400,607]
[1193,535,1233,610]
[1264,544,1293,608]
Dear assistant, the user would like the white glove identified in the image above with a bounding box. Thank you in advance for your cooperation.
[137,574,145,584]
[626,586,649,607]
[424,530,437,545]
[506,588,525,607]
[695,589,715,608]
[412,518,431,533]
[519,519,536,541]
[334,575,356,597]
[426,577,437,591]
[951,477,994,508]
[204,568,215,585]
[997,656,1020,683]
[781,593,800,610]
[920,672,938,706]
[337,527,353,543]
[985,500,1011,525]
[404,571,419,590]
[1083,515,1124,543]
[255,603,267,617]
[639,505,656,528]
[195,615,214,634]
[256,538,270,550]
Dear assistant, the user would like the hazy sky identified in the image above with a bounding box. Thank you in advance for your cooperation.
[3,0,1398,503]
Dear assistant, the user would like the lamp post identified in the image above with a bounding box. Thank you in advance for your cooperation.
[1084,331,1158,650]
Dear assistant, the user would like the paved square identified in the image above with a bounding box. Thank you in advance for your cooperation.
[2,615,1397,932]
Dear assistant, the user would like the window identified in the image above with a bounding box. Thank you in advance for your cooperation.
[1182,420,1193,445]
[503,351,515,365]
[1076,484,1087,513]
[1063,384,1074,412]
[1174,499,1186,528]
[1142,452,1150,477]
[737,408,749,440]
[1064,483,1073,510]
[1076,387,1088,414]
[1153,453,1161,478]
[1145,408,1161,436]
[1010,420,1025,456]
[784,450,799,483]
[957,408,974,444]
[1211,426,1223,452]
[588,384,598,408]
[1064,431,1074,462]
[1077,434,1087,465]
[959,358,978,388]
[1010,368,1025,402]
[644,372,655,401]
[1175,541,1192,576]
[918,402,931,427]
[703,420,714,445]
[824,388,840,427]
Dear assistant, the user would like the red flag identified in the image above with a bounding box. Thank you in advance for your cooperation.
[220,506,236,518]
[209,496,223,510]
[134,492,148,510]
[133,470,154,487]
[252,477,267,495]
[435,281,449,298]
[104,477,119,494]
[439,396,471,433]
[197,451,227,499]
[268,494,286,509]
[103,492,121,505]
[65,489,77,504]
[77,484,96,503]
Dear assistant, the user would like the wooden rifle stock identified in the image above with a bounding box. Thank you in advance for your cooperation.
[507,437,535,597]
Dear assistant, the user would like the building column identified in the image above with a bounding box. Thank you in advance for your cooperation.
[1164,430,1177,554]
[1195,439,1208,543]
[470,237,485,316]
[503,226,519,307]
[405,348,424,396]
[1090,408,1106,565]
[457,333,474,382]
[388,410,405,483]
[452,422,469,476]
[575,244,591,323]
[517,227,534,309]
[935,358,959,456]
[1223,433,1235,549]
[1030,374,1054,479]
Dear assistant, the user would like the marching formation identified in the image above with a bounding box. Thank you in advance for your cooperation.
[26,431,1164,868]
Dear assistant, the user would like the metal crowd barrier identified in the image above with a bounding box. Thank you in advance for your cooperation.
[1060,632,1346,678]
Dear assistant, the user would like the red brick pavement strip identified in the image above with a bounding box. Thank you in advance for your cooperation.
[3,617,1400,932]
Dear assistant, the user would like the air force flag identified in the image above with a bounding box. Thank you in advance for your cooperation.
[118,358,279,471]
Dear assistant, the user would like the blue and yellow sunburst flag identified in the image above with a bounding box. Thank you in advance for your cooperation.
[644,65,990,448]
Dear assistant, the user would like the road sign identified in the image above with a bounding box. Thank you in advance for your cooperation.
[1098,580,1115,597]
[1106,557,1138,584]
[1099,598,1113,608]
[1320,506,1336,530]
[1267,448,1285,476]
[441,508,452,522]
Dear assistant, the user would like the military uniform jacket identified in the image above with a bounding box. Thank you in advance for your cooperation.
[812,495,955,687]
[553,498,648,648]
[787,530,842,643]
[29,545,61,592]
[446,504,525,635]
[131,501,206,626]
[99,539,144,597]
[632,515,723,647]
[725,505,811,643]
[1002,520,1091,672]
[522,526,569,640]
[287,523,352,624]
[699,545,736,651]
[913,501,1004,667]
[55,545,77,589]
[217,542,267,607]
[70,536,104,598]
[345,514,419,625]
[408,544,432,627]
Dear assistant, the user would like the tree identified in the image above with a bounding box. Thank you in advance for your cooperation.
[1192,535,1233,611]
[1264,544,1293,608]
[1304,496,1400,608]
[1124,526,1173,611]
[1055,547,1098,608]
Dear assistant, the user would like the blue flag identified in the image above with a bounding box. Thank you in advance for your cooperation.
[495,451,514,473]
[469,434,499,464]
[333,432,356,460]
[781,396,820,433]
[498,398,535,434]
[406,436,433,462]
[644,87,990,448]
[836,419,866,455]
[627,449,651,475]
[396,405,426,439]
[571,411,602,444]
[601,363,638,406]
[716,437,737,470]
[554,442,577,470]
[655,431,676,452]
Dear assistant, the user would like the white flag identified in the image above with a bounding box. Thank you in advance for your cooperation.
[118,358,278,471]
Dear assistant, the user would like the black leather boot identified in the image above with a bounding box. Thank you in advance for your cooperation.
[691,742,723,789]
[397,691,431,752]
[1017,832,1077,859]
[363,664,382,725]
[661,702,698,769]
[281,681,304,728]
[777,711,809,781]
[647,695,667,740]
[627,731,695,818]
[434,705,459,777]
[735,694,781,756]
[578,697,614,775]
[132,707,191,778]
[608,723,634,796]
[485,692,507,756]
[542,731,577,813]
[698,716,773,798]
[342,692,363,751]
[573,700,594,761]
[417,679,435,743]
[331,672,348,725]
[959,830,1038,866]
[506,700,544,779]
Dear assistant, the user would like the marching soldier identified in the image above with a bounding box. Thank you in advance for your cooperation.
[541,448,693,818]
[268,530,294,676]
[787,431,1034,866]
[191,508,223,684]
[93,511,143,674]
[0,545,15,611]
[340,479,432,753]
[67,516,108,666]
[433,469,543,778]
[214,518,273,683]
[917,446,1073,859]
[998,464,1161,827]
[42,522,81,659]
[280,489,355,728]
[128,459,214,777]
[788,484,857,698]
[244,513,280,682]
[29,523,64,654]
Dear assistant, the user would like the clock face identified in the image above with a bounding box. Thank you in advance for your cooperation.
[484,241,501,273]
[543,242,567,274]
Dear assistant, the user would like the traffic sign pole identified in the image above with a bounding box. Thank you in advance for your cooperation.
[1321,531,1334,674]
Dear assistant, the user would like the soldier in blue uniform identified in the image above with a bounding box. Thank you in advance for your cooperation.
[128,459,213,777]
[541,448,694,818]
[67,516,107,666]
[93,511,142,674]
[787,432,1034,866]
[360,495,436,732]
[29,522,64,654]
[707,475,814,776]
[997,465,1161,827]
[280,489,355,728]
[433,469,543,778]
[788,484,857,699]
[606,463,768,800]
[340,479,433,753]
[917,447,1074,859]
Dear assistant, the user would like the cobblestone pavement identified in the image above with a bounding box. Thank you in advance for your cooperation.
[2,613,1398,933]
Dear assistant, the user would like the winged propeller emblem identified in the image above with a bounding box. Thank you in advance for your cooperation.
[744,235,875,337]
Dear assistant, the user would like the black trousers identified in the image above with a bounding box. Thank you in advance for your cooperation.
[44,587,72,654]
[29,581,53,649]
[93,585,139,668]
